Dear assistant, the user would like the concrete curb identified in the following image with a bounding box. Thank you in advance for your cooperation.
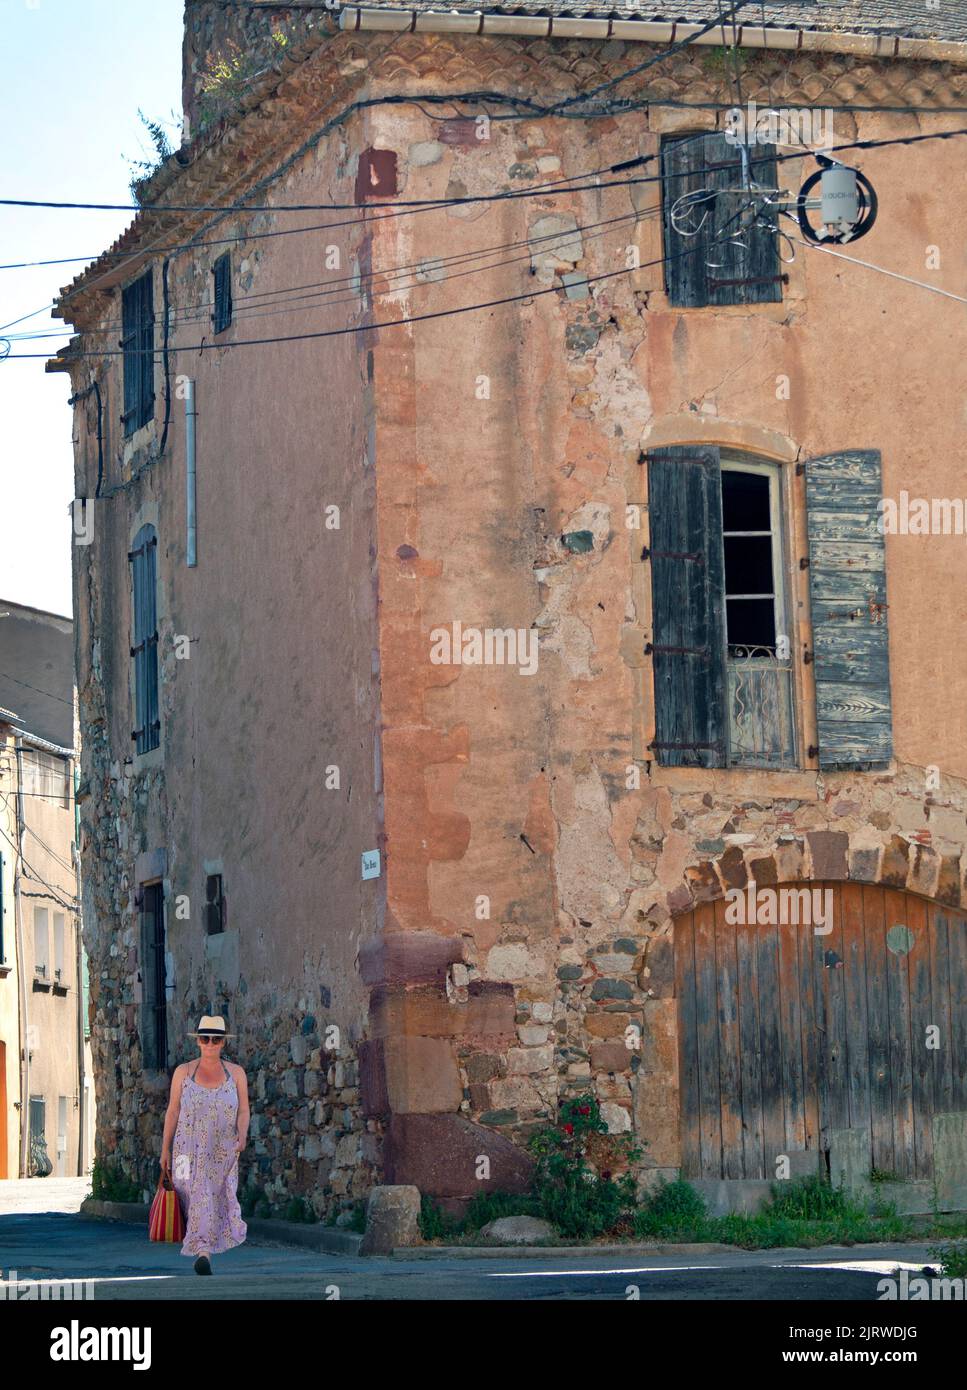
[78,1198,363,1256]
[393,1241,737,1258]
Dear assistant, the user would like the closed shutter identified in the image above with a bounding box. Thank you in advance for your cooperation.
[805,450,893,770]
[646,445,727,767]
[138,272,155,428]
[661,133,783,308]
[121,273,154,433]
[129,525,159,754]
[213,253,232,333]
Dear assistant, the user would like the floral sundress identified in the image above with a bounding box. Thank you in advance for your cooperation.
[171,1059,248,1257]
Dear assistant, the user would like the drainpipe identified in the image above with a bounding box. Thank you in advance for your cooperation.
[13,737,29,1178]
[186,379,197,567]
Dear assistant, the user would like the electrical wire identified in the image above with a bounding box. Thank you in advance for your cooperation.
[5,209,657,342]
[0,669,74,706]
[788,231,967,304]
[0,821,78,912]
[3,195,761,362]
[4,207,654,338]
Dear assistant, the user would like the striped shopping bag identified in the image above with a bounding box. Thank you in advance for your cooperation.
[148,1168,185,1243]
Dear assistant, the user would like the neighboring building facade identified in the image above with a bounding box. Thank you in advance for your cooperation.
[0,601,92,1179]
[53,2,967,1213]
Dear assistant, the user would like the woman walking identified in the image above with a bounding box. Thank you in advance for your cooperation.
[160,1014,249,1275]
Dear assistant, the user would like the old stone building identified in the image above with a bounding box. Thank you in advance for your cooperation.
[53,1,967,1217]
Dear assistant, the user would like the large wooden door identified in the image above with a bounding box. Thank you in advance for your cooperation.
[674,882,967,1180]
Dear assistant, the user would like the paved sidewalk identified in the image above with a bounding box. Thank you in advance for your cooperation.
[0,1177,93,1214]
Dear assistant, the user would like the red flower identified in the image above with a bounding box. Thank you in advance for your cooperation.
[563,1123,574,1135]
[579,1106,591,1115]
[601,1170,612,1180]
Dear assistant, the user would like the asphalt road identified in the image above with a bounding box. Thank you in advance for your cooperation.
[0,1178,943,1302]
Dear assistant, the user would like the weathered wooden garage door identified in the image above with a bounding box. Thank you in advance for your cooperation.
[674,882,967,1180]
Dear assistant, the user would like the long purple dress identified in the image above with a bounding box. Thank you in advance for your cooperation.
[172,1059,248,1258]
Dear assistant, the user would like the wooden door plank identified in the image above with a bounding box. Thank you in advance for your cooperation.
[905,894,934,1178]
[823,884,850,1137]
[928,907,955,1116]
[796,890,822,1161]
[946,906,967,1112]
[695,902,724,1177]
[841,881,872,1145]
[863,883,895,1175]
[883,886,916,1178]
[736,908,765,1178]
[756,914,785,1178]
[777,907,807,1157]
[714,898,744,1178]
[675,911,702,1178]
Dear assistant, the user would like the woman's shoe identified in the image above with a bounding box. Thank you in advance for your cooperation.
[193,1254,212,1275]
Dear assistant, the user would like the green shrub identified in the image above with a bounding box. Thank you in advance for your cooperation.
[929,1242,967,1279]
[766,1174,850,1221]
[239,1183,266,1219]
[528,1094,640,1241]
[346,1203,367,1235]
[462,1190,541,1232]
[90,1157,142,1204]
[418,1195,458,1242]
[634,1179,708,1239]
[283,1196,317,1224]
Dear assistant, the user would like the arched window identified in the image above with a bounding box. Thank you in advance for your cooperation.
[129,523,160,754]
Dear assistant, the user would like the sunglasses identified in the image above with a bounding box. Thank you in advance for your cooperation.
[199,1036,224,1045]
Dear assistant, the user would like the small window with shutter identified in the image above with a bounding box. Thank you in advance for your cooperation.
[646,445,893,772]
[646,446,795,768]
[121,271,155,435]
[212,253,233,334]
[204,874,225,935]
[660,132,784,308]
[129,522,160,755]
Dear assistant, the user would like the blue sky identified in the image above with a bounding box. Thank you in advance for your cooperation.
[0,0,184,617]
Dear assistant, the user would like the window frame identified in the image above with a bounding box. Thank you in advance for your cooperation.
[139,881,168,1073]
[659,131,784,309]
[719,454,798,769]
[130,522,160,755]
[121,270,155,436]
[212,252,233,335]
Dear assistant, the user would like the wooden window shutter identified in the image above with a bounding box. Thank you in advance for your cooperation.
[661,133,783,308]
[804,450,893,770]
[129,525,159,754]
[121,272,154,434]
[212,253,232,334]
[646,445,728,766]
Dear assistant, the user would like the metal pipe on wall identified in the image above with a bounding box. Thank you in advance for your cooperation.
[186,379,197,568]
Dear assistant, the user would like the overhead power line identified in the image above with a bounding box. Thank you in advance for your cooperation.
[7,197,758,362]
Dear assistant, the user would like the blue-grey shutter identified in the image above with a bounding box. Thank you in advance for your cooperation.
[805,450,893,770]
[121,282,139,431]
[144,532,159,750]
[139,272,155,428]
[661,134,782,308]
[130,525,158,753]
[646,445,727,767]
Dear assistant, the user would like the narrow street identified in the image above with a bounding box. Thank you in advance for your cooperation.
[0,1179,940,1301]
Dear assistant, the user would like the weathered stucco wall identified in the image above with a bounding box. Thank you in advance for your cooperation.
[359,34,967,1191]
[68,123,384,1213]
[64,24,967,1208]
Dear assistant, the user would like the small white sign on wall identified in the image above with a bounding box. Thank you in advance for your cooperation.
[361,850,381,881]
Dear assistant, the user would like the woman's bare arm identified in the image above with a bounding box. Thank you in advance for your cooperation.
[233,1065,250,1151]
[160,1064,187,1164]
